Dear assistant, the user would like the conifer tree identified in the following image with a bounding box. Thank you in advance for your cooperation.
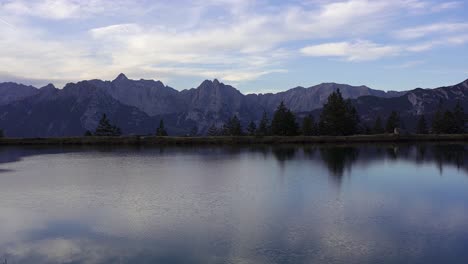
[432,102,445,134]
[247,121,257,136]
[302,114,316,136]
[189,126,198,137]
[385,111,400,133]
[225,115,243,136]
[256,111,270,136]
[271,101,299,136]
[373,116,384,134]
[207,124,219,136]
[453,101,465,133]
[156,119,168,136]
[94,114,121,136]
[442,111,456,134]
[0,129,4,138]
[319,89,359,136]
[416,115,428,134]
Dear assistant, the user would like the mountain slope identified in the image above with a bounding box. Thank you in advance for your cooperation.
[0,82,39,105]
[353,79,468,130]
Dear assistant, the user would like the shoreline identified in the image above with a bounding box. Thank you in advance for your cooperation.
[1,134,468,146]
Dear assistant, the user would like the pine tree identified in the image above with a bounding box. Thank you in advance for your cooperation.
[302,114,316,136]
[0,129,4,138]
[385,111,400,133]
[453,101,465,133]
[207,124,219,136]
[319,89,359,136]
[225,115,243,136]
[416,115,428,134]
[256,111,270,136]
[373,116,384,134]
[432,102,444,134]
[246,121,257,136]
[84,130,93,137]
[442,111,456,134]
[271,101,299,136]
[156,119,168,136]
[189,126,198,137]
[94,114,121,136]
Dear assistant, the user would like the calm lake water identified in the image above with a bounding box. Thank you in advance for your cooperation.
[0,144,467,264]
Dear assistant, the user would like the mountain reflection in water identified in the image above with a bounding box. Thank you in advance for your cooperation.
[0,144,467,264]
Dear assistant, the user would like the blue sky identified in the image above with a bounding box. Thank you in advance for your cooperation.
[0,0,467,93]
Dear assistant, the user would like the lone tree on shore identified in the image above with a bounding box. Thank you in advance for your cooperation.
[385,111,400,133]
[301,114,317,136]
[416,115,428,134]
[271,102,299,136]
[256,111,270,136]
[156,119,168,136]
[319,89,359,136]
[94,114,121,136]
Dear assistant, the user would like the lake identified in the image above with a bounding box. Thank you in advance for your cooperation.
[0,144,467,264]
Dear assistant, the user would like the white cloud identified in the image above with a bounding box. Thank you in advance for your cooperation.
[300,40,401,61]
[386,60,425,69]
[0,0,466,88]
[430,1,463,12]
[0,0,140,20]
[406,34,468,52]
[395,22,468,39]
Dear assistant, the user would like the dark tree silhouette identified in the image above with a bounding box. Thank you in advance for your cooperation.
[84,130,93,137]
[0,129,4,138]
[432,101,445,134]
[416,115,428,134]
[302,114,317,136]
[222,115,243,136]
[256,111,270,136]
[189,126,198,137]
[156,119,168,136]
[385,111,400,133]
[271,102,299,136]
[94,114,121,136]
[246,121,257,136]
[373,116,384,134]
[207,124,219,136]
[319,89,359,136]
[453,101,465,133]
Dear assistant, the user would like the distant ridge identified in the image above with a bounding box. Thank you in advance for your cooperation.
[0,75,466,137]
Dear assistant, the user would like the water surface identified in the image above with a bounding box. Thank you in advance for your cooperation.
[0,144,467,263]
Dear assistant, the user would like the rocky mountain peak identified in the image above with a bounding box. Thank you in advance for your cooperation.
[114,73,129,82]
[40,83,57,91]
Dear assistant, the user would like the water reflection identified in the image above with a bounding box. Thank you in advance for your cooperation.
[0,144,467,263]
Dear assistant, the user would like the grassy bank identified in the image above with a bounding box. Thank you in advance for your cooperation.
[0,134,468,146]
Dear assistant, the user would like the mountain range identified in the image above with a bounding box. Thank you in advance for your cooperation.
[0,73,467,137]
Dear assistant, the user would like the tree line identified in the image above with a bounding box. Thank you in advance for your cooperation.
[84,113,168,137]
[206,89,466,137]
[207,89,361,136]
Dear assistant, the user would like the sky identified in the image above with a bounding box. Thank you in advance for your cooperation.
[0,0,467,93]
